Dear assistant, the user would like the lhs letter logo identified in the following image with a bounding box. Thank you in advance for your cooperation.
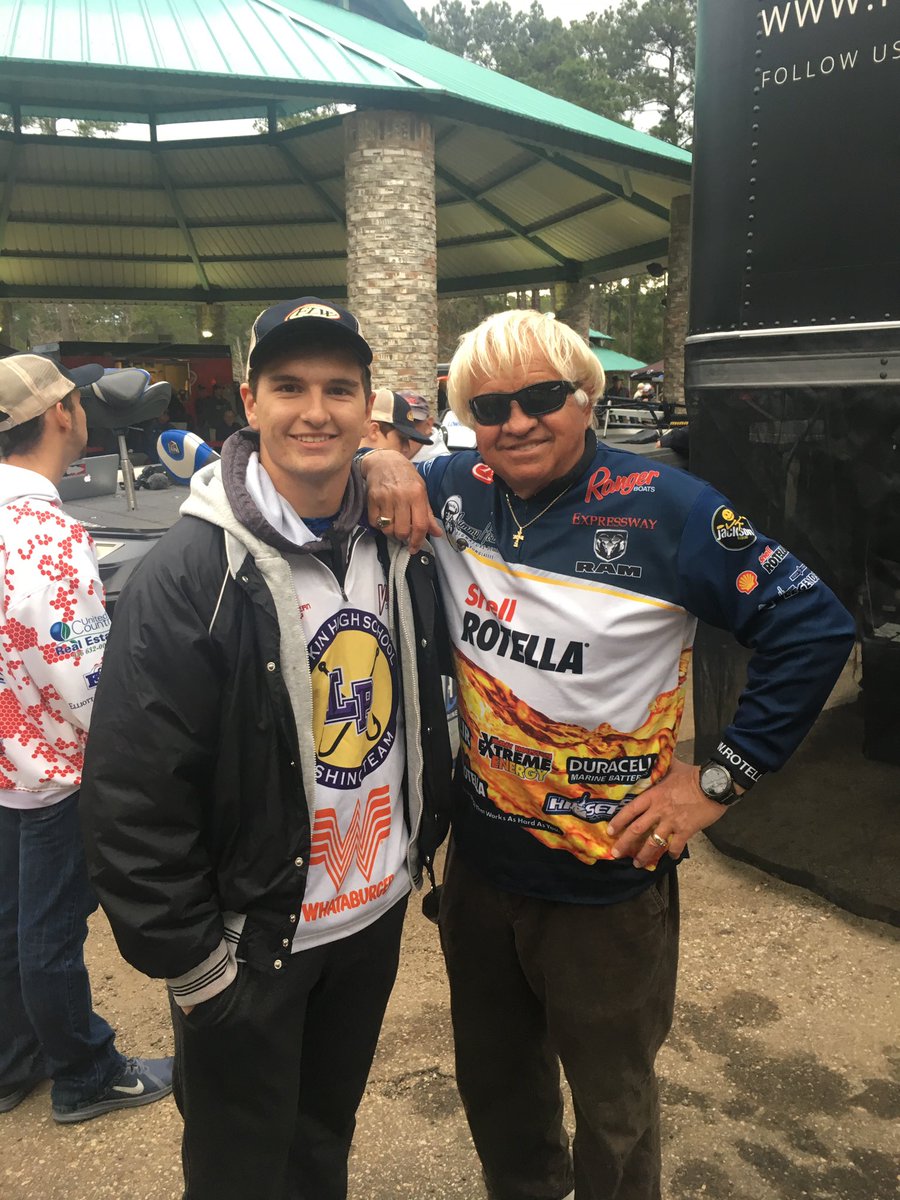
[310,785,392,892]
[323,666,374,735]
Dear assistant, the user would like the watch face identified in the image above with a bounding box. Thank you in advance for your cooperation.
[701,763,733,799]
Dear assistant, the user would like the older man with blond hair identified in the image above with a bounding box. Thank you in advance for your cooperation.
[361,309,854,1200]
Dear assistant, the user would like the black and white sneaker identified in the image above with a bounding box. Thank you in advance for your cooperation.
[52,1056,174,1124]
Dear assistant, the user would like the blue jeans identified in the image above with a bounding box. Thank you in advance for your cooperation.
[0,792,124,1106]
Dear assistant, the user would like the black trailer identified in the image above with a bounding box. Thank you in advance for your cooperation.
[687,0,899,924]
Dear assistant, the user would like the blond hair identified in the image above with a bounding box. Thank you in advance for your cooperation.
[447,310,605,428]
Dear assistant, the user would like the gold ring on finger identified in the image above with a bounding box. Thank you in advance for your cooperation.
[648,831,669,849]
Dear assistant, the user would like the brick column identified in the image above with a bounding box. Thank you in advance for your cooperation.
[663,193,691,416]
[344,110,437,410]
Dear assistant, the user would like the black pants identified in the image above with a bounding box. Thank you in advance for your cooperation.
[171,896,408,1200]
[439,851,679,1200]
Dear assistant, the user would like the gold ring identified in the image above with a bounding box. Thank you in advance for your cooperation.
[648,831,669,849]
[376,516,393,528]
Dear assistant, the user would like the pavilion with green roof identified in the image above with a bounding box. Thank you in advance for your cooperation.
[0,0,692,400]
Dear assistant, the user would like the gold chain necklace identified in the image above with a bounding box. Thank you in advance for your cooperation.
[504,485,569,548]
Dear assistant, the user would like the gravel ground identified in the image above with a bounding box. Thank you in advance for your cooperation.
[1,835,897,1200]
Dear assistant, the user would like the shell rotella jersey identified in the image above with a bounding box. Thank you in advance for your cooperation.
[419,434,855,905]
[0,466,109,808]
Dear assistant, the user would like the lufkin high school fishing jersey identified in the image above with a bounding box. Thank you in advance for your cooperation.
[419,433,855,904]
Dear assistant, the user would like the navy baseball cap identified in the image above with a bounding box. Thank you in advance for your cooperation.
[247,297,373,370]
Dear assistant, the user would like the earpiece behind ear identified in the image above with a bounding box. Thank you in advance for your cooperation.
[572,387,589,407]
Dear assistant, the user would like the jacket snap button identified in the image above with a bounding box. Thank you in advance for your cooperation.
[420,637,427,647]
[294,856,304,867]
[266,661,276,672]
[282,938,290,948]
[420,555,428,564]
[289,913,297,923]
[241,575,249,583]
[274,959,283,969]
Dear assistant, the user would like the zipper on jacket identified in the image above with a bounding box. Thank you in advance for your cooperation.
[392,547,429,883]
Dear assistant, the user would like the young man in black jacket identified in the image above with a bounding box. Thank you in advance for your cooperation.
[80,299,452,1200]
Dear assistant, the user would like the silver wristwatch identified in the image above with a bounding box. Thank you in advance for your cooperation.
[698,760,739,806]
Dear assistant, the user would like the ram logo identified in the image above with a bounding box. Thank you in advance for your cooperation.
[593,530,628,562]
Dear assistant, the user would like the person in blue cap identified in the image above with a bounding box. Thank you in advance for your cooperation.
[81,299,451,1200]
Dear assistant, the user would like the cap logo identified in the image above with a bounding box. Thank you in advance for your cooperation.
[286,303,342,322]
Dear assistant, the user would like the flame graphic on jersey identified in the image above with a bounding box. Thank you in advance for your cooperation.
[455,648,691,865]
[310,785,392,892]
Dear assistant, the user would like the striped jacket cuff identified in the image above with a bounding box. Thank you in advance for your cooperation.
[167,939,237,1008]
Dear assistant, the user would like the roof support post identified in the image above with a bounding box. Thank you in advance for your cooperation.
[344,109,437,409]
[662,193,691,415]
[149,121,211,293]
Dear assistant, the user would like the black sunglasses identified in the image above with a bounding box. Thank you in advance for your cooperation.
[468,379,576,426]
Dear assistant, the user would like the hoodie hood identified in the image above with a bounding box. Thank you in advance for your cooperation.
[181,427,366,559]
[0,463,61,508]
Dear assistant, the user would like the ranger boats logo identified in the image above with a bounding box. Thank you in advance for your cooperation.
[460,610,584,674]
[584,466,659,503]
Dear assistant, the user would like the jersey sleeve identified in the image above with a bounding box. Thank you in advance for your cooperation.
[5,529,108,733]
[676,486,856,788]
[417,451,464,509]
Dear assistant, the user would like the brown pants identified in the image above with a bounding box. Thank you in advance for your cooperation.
[438,850,679,1200]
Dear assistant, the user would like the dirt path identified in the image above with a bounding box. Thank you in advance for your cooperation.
[2,836,897,1200]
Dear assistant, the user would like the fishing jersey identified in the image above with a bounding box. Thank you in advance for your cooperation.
[288,533,410,951]
[0,465,109,808]
[419,434,855,904]
[241,456,410,953]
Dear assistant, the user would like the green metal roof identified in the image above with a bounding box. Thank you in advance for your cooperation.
[592,347,647,374]
[0,0,692,302]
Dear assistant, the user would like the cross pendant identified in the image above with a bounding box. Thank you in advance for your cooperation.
[512,528,524,548]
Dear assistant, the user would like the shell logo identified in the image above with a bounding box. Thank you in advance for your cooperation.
[736,571,758,594]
